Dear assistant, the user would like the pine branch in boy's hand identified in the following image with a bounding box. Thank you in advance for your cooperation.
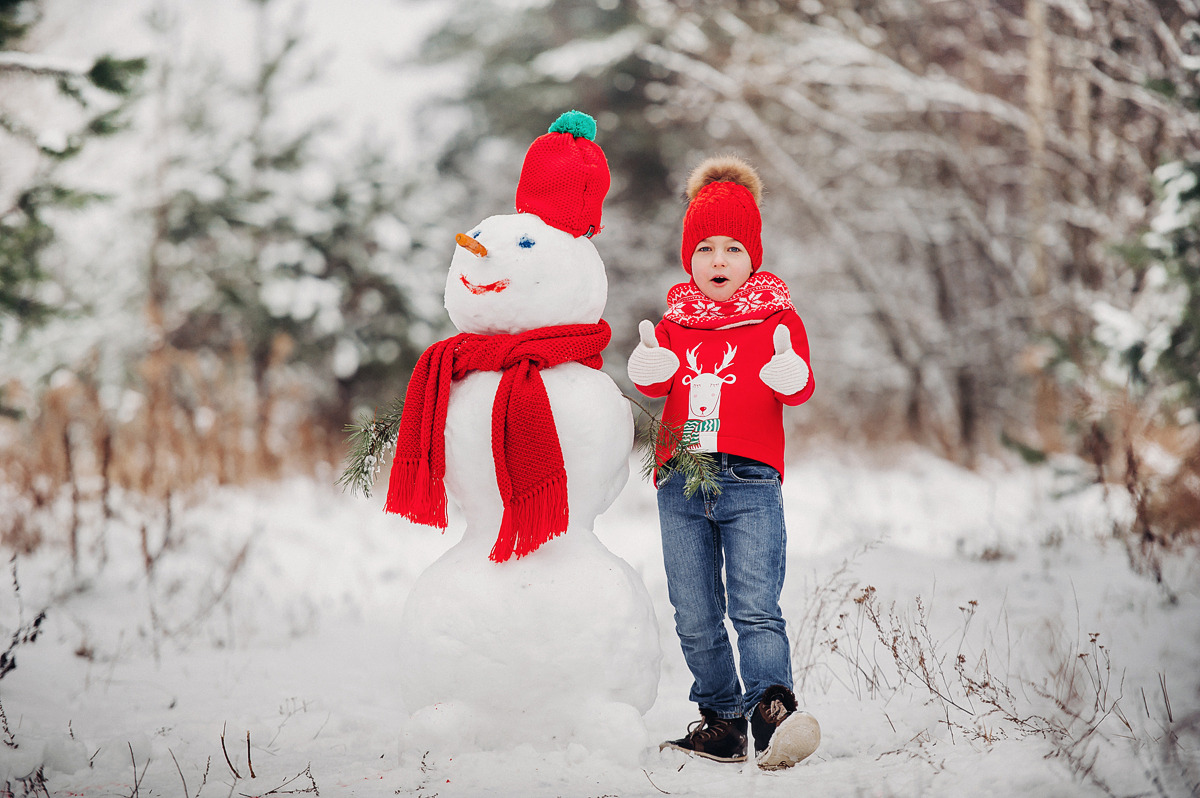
[759,325,809,395]
[627,319,680,385]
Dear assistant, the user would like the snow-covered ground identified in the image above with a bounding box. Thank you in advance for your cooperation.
[2,446,1197,797]
[8,4,1196,792]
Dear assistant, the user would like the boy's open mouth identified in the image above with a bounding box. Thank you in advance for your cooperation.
[711,276,728,285]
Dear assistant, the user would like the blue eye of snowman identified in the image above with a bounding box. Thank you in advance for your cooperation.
[518,235,535,249]
[471,230,481,239]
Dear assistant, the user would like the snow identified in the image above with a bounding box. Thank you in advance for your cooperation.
[1149,162,1198,246]
[2,447,1197,796]
[529,27,646,82]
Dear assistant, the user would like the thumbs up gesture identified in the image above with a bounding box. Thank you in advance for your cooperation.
[627,320,680,386]
[759,325,810,395]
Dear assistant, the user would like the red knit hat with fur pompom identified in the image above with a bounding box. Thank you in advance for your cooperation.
[680,155,764,272]
[515,111,610,238]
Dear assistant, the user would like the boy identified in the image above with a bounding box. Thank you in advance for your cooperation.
[627,155,820,770]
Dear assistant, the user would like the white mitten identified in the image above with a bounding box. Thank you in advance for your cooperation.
[627,319,680,385]
[759,325,810,395]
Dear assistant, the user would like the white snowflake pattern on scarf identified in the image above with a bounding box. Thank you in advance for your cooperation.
[664,272,795,329]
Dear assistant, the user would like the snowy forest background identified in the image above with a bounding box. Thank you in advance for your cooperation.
[2,0,1200,796]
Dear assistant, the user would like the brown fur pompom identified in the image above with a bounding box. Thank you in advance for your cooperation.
[685,155,763,205]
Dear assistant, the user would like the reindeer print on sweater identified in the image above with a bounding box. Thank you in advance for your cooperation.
[681,343,737,452]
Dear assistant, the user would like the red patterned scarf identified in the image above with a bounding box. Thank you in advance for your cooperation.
[385,322,610,562]
[664,271,795,329]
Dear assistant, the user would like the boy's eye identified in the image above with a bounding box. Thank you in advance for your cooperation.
[728,246,741,252]
[518,235,535,248]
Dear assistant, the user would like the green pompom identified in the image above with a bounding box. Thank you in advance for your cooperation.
[547,110,597,141]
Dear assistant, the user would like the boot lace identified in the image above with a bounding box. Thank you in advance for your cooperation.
[687,716,733,743]
[762,698,790,725]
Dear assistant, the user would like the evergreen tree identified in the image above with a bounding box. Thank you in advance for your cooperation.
[148,0,423,420]
[1069,23,1200,567]
[1140,21,1200,411]
[1152,161,1200,408]
[1088,16,1200,415]
[0,0,145,336]
[1092,160,1200,411]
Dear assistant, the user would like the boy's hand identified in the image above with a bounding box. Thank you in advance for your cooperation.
[627,320,680,385]
[759,325,810,395]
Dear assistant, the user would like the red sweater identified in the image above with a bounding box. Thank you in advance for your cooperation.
[634,310,814,479]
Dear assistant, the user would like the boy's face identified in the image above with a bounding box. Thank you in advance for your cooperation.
[690,236,753,301]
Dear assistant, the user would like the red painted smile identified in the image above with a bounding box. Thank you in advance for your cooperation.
[460,274,511,295]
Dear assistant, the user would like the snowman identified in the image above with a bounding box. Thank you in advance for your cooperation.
[385,112,660,759]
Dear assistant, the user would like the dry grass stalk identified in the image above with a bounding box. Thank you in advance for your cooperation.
[1074,391,1200,601]
[0,338,343,561]
[791,542,880,696]
[0,696,51,796]
[220,724,318,797]
[804,575,1173,790]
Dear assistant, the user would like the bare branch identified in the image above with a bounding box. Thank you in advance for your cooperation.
[0,51,91,79]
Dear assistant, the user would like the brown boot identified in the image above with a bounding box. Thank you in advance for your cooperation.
[659,709,748,763]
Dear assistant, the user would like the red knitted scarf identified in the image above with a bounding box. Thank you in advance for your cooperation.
[664,271,795,329]
[385,322,610,562]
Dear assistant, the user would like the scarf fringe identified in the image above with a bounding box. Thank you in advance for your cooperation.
[488,474,570,563]
[385,457,448,529]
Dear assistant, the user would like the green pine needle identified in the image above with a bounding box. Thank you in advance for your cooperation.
[626,395,720,499]
[337,396,405,498]
[86,55,149,95]
[339,392,719,500]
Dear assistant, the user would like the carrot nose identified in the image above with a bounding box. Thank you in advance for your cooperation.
[455,233,488,258]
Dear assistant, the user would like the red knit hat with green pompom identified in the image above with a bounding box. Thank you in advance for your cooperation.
[680,155,764,272]
[515,111,610,238]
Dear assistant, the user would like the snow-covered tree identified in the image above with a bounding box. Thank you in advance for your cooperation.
[1068,16,1200,570]
[409,0,698,345]
[633,0,1200,460]
[144,0,424,425]
[1,0,434,504]
[0,0,145,339]
[1093,161,1200,408]
[1076,158,1200,579]
[407,0,1200,463]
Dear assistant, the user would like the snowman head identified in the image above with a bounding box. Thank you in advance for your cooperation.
[444,110,612,335]
[446,212,607,334]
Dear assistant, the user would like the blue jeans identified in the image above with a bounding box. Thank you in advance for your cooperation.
[657,453,791,720]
